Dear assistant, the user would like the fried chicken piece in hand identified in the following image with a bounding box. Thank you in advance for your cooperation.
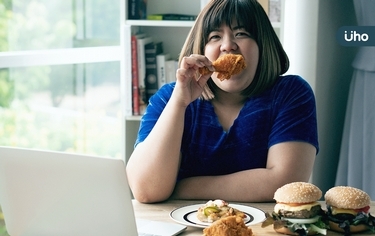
[203,216,254,236]
[199,54,246,81]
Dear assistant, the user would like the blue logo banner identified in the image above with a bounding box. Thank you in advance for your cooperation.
[337,26,375,47]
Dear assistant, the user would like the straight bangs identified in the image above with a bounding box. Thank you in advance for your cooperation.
[201,0,258,50]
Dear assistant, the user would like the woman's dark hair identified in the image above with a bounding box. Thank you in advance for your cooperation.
[179,0,289,99]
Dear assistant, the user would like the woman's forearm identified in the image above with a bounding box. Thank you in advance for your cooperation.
[172,169,278,202]
[173,142,316,202]
[126,96,186,203]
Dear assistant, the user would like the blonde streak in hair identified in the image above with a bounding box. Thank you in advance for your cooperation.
[177,13,214,100]
[178,10,205,63]
[202,84,215,100]
[192,21,215,100]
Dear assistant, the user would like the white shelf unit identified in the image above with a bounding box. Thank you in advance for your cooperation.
[123,0,202,160]
[122,0,284,160]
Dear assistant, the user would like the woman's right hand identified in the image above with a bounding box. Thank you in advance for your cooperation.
[127,54,213,203]
[172,54,214,107]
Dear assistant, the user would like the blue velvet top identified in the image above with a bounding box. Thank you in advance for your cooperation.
[135,75,318,180]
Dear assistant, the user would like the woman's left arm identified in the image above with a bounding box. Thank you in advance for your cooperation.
[172,141,316,202]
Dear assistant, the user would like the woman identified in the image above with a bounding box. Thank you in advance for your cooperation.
[126,0,318,203]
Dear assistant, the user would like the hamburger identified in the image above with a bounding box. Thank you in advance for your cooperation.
[324,186,375,235]
[262,182,327,235]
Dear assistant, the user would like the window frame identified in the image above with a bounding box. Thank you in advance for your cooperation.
[0,0,127,161]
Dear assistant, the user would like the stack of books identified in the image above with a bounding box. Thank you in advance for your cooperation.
[147,14,197,21]
[127,0,197,21]
[130,33,178,115]
[128,0,147,19]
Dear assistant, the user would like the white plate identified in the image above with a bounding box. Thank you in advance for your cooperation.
[169,203,266,228]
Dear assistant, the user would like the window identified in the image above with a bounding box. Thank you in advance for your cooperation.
[1,0,120,51]
[0,0,123,158]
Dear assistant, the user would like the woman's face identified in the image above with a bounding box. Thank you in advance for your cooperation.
[204,22,259,94]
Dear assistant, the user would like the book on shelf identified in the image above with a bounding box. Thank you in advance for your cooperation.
[145,41,163,101]
[156,53,170,88]
[147,14,197,21]
[137,36,153,115]
[130,32,147,115]
[165,60,178,84]
[124,25,133,117]
[130,33,146,116]
[128,0,147,19]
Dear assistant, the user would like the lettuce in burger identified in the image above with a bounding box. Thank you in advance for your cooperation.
[324,186,375,235]
[262,182,328,236]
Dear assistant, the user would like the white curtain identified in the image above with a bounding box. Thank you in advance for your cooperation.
[335,0,375,199]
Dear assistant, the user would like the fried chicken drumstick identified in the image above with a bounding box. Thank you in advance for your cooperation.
[199,54,246,81]
[203,216,254,236]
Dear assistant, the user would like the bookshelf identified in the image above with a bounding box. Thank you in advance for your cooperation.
[122,0,284,160]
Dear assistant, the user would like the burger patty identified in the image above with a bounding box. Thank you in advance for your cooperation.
[328,213,356,222]
[278,205,322,219]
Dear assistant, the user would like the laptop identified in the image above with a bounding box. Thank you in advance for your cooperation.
[0,146,186,236]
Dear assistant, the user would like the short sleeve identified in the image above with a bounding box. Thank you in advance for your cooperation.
[134,83,174,147]
[268,76,319,153]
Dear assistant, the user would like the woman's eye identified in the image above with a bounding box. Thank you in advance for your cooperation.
[236,32,251,37]
[208,34,221,41]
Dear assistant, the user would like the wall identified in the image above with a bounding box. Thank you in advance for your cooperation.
[312,0,357,194]
[283,0,357,195]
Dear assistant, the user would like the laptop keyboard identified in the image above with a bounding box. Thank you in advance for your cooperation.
[136,218,186,236]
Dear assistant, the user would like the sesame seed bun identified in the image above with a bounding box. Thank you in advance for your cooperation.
[274,182,322,203]
[324,186,371,209]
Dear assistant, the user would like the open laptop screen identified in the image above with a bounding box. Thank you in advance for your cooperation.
[0,146,138,235]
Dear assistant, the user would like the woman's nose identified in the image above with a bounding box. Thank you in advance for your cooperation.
[220,36,238,52]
